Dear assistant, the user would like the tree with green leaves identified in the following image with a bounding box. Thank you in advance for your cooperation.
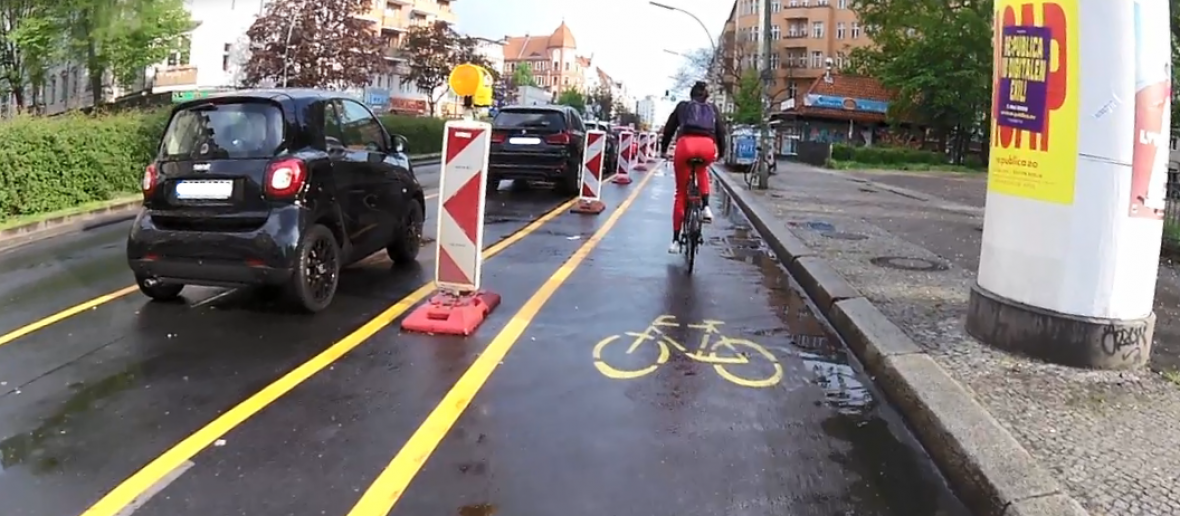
[588,84,614,121]
[731,69,762,125]
[511,62,536,87]
[0,0,54,112]
[24,0,194,108]
[402,21,496,116]
[556,88,586,114]
[848,0,993,163]
[244,0,387,90]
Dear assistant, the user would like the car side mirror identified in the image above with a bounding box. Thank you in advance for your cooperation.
[392,134,407,154]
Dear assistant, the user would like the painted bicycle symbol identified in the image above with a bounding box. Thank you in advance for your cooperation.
[592,315,784,388]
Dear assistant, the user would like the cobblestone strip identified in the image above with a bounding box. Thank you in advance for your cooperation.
[711,164,1180,516]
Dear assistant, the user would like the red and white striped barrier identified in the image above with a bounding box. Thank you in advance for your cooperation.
[614,130,633,184]
[571,130,606,214]
[633,133,650,171]
[402,120,500,336]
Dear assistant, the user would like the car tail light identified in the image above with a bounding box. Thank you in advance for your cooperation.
[265,158,307,198]
[142,162,158,199]
[546,131,571,144]
[491,131,506,143]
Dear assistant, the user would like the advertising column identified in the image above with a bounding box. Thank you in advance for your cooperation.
[965,0,1171,369]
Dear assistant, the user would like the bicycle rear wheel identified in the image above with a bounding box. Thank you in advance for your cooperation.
[684,207,700,273]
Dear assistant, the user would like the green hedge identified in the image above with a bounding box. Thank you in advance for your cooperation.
[379,114,446,155]
[0,111,446,221]
[830,143,947,166]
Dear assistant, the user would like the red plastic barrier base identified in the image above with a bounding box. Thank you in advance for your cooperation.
[401,290,501,336]
[570,199,605,214]
[614,173,632,184]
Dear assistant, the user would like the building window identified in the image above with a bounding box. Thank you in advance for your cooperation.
[812,21,823,38]
[771,24,780,39]
[61,71,67,100]
[770,52,780,69]
[49,76,56,104]
[836,22,845,39]
[787,80,797,99]
[166,36,191,66]
[852,22,861,38]
[222,43,232,71]
[838,0,846,7]
[71,68,79,97]
[788,0,797,6]
[772,0,780,12]
[810,51,823,68]
[800,0,808,5]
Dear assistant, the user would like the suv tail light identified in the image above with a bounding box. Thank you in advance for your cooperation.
[265,158,307,198]
[142,162,158,199]
[545,131,571,144]
[491,131,506,143]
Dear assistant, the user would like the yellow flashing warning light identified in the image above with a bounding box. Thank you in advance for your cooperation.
[448,63,494,108]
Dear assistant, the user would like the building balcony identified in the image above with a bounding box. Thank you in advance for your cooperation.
[153,66,197,89]
[382,10,405,30]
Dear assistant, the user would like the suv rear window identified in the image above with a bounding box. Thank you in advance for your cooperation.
[493,109,566,130]
[160,101,285,160]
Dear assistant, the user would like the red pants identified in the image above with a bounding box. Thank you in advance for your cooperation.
[672,134,715,232]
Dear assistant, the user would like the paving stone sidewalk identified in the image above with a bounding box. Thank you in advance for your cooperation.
[733,162,1180,516]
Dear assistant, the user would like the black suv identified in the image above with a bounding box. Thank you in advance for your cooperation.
[489,105,585,194]
[127,89,426,312]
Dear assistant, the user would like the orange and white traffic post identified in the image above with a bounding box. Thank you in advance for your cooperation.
[614,130,633,184]
[571,130,607,214]
[402,65,499,336]
[633,133,650,171]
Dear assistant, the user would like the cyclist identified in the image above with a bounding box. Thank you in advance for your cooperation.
[658,81,727,254]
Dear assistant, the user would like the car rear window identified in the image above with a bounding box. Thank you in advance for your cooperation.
[160,101,285,160]
[494,110,566,129]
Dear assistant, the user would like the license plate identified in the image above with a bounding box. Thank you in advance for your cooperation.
[175,180,233,200]
[509,137,541,145]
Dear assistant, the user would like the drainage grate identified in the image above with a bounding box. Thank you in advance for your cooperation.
[869,256,949,272]
[823,232,868,240]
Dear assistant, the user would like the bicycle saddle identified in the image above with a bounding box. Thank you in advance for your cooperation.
[688,157,706,166]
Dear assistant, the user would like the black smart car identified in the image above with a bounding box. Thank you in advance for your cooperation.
[489,105,586,194]
[127,89,426,312]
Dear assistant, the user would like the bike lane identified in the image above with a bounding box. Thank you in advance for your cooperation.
[368,167,972,516]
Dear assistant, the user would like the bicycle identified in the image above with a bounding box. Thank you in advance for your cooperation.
[592,315,784,388]
[681,157,706,273]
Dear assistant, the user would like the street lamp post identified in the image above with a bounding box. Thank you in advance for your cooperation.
[649,2,717,56]
[282,19,296,87]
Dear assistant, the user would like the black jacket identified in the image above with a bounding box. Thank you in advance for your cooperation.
[660,100,727,156]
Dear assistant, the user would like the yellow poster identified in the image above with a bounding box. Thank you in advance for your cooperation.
[988,0,1080,205]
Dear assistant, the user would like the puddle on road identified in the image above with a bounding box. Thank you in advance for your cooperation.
[707,191,970,516]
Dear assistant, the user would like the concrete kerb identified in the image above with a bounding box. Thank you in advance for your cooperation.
[0,153,444,254]
[710,167,1088,516]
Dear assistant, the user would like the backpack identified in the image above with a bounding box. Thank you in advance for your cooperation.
[681,101,716,132]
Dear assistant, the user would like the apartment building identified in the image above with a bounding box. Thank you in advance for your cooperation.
[502,22,593,96]
[6,0,458,117]
[721,0,871,105]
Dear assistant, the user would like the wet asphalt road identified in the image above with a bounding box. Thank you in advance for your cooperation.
[0,161,969,516]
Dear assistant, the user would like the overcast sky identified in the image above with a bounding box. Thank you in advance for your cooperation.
[453,0,732,98]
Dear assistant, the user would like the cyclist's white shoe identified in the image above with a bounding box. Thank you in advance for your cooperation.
[668,240,681,254]
[702,206,714,222]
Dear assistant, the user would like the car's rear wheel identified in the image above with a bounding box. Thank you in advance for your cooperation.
[135,275,184,302]
[286,224,340,313]
[558,163,581,196]
[387,199,424,266]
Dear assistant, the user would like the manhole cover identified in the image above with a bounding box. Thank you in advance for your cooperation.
[823,232,868,240]
[870,256,949,271]
[803,221,836,232]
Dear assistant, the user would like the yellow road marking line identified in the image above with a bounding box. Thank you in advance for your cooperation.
[0,190,439,348]
[0,285,139,348]
[80,197,577,516]
[345,168,656,516]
